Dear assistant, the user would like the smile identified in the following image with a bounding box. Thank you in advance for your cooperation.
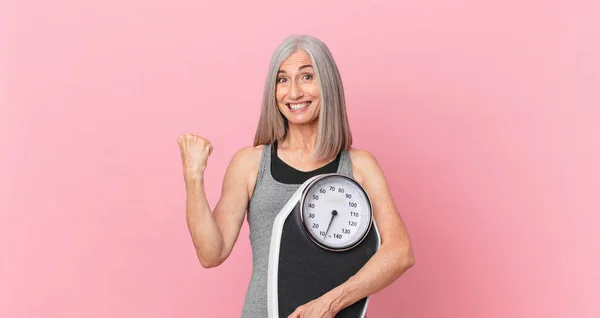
[287,101,311,110]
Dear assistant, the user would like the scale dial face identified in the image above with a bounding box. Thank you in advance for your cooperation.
[300,174,373,251]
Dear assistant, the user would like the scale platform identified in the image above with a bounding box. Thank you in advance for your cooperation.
[267,173,381,318]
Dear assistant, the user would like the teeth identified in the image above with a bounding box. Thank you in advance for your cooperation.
[289,102,310,110]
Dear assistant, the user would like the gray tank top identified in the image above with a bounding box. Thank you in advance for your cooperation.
[241,143,354,317]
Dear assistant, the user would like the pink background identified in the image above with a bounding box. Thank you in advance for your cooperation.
[2,0,599,317]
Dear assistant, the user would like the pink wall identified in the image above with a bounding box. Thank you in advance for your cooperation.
[2,0,599,317]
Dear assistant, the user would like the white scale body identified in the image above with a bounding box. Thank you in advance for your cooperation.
[268,173,381,317]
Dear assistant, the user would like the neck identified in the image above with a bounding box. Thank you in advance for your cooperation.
[281,121,319,153]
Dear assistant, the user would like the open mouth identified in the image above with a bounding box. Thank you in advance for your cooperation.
[287,101,311,111]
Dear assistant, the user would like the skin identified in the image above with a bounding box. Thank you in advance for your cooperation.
[178,50,415,317]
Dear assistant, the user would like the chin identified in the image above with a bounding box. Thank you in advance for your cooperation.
[286,115,319,126]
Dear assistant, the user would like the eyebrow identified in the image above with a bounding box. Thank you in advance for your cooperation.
[278,64,313,73]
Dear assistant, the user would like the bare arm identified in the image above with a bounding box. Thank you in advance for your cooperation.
[288,149,415,317]
[325,150,415,313]
[180,137,258,268]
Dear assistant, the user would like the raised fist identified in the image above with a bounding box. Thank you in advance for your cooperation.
[177,134,213,182]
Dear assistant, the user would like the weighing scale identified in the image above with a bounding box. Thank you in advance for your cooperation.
[267,173,381,317]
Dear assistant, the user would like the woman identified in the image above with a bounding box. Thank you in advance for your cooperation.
[177,35,415,318]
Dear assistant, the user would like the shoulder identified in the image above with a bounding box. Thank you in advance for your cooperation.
[233,144,265,159]
[229,144,266,168]
[348,147,384,185]
[221,145,267,197]
[230,145,267,197]
[348,147,377,164]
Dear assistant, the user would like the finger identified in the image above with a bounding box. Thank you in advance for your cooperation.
[287,308,301,318]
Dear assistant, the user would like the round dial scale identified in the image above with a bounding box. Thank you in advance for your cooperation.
[268,173,380,317]
[300,174,373,251]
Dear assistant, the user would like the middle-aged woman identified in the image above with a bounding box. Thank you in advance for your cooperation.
[177,35,415,317]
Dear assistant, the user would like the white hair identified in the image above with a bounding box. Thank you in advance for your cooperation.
[253,35,353,161]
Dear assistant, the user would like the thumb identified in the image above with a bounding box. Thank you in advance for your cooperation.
[288,308,301,318]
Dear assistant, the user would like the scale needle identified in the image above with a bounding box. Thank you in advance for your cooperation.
[323,210,338,239]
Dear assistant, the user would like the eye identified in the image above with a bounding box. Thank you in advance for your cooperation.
[277,77,287,83]
[303,74,313,80]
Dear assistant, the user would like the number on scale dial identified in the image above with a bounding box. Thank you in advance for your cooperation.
[301,174,372,251]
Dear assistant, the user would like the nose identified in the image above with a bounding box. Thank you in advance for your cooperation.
[289,79,304,99]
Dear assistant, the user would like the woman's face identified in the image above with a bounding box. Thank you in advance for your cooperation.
[275,51,321,125]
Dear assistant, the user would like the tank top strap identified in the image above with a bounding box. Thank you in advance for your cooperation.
[255,143,272,186]
[337,150,354,178]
